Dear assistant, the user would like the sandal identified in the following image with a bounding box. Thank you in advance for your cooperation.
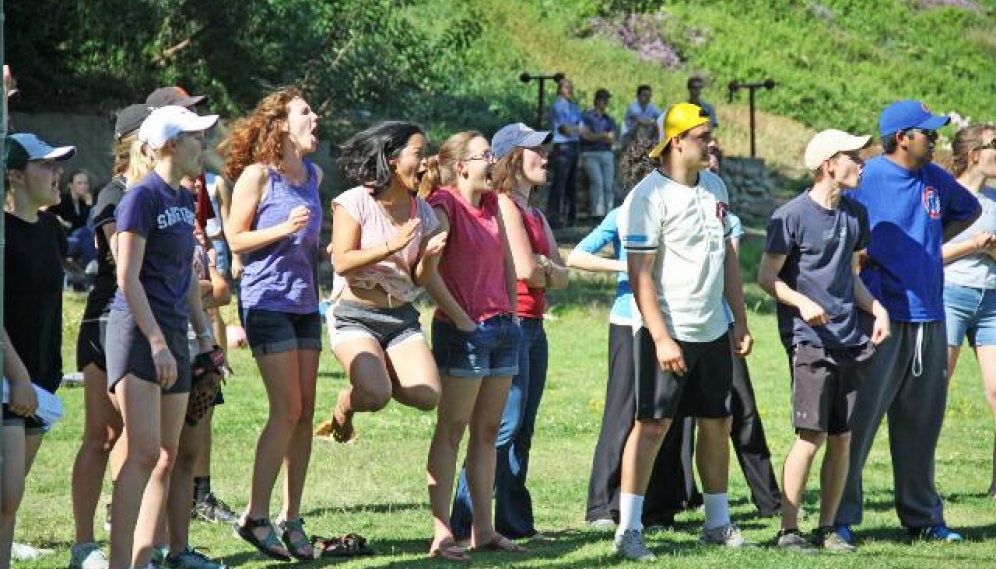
[310,533,375,558]
[277,518,314,561]
[235,516,292,561]
[470,533,526,553]
[429,536,470,563]
[329,391,356,443]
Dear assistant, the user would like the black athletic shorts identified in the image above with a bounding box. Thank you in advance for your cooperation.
[789,342,874,435]
[77,317,109,372]
[633,328,732,420]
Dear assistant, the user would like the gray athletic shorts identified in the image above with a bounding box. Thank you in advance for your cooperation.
[106,310,191,394]
[329,299,424,351]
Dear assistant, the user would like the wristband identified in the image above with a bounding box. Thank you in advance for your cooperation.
[196,328,213,341]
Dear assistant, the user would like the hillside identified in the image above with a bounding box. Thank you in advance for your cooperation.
[403,0,996,177]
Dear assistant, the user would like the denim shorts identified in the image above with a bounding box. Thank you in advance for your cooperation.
[432,314,521,378]
[244,308,322,356]
[944,284,996,347]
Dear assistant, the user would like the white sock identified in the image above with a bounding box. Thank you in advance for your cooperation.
[703,492,731,529]
[616,493,644,537]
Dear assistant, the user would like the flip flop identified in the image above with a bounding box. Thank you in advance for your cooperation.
[310,533,375,558]
[429,537,470,563]
[470,534,526,553]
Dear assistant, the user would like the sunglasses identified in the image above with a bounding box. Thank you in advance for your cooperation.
[465,150,493,162]
[904,128,938,141]
[975,138,996,151]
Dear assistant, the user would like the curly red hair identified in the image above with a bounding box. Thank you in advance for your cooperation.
[222,87,302,181]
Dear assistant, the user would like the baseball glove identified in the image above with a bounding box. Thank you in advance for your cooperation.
[186,346,226,426]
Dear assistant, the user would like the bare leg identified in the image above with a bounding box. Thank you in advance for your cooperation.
[131,393,187,568]
[281,349,319,524]
[819,433,851,527]
[0,425,27,569]
[695,417,731,493]
[427,376,480,556]
[386,339,441,411]
[109,377,162,569]
[71,363,122,545]
[780,429,825,530]
[619,419,671,494]
[467,377,517,548]
[973,346,996,495]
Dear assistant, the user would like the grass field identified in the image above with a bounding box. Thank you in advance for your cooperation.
[15,242,996,568]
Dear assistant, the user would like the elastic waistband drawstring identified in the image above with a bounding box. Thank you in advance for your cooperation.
[912,323,924,378]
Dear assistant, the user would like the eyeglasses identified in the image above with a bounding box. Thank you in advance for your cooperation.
[905,128,938,141]
[465,150,493,162]
[975,139,996,151]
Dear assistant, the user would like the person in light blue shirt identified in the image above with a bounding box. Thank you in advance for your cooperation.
[622,85,661,145]
[546,78,582,228]
[940,123,996,499]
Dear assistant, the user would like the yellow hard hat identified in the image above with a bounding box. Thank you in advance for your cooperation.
[648,103,710,158]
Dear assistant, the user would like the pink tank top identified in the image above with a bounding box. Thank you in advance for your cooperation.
[332,186,440,305]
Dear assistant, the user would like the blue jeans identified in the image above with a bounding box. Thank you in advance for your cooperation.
[67,225,97,267]
[451,317,548,539]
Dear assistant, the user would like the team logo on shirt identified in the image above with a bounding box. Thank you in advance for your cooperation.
[716,201,730,222]
[922,187,941,219]
[157,206,196,229]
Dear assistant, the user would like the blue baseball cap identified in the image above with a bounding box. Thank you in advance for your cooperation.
[878,100,950,137]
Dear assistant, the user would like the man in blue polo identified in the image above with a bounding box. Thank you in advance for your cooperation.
[833,100,980,545]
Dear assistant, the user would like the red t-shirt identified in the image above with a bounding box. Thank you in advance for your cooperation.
[427,187,511,323]
[510,197,550,318]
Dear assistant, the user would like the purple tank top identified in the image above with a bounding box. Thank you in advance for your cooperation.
[240,160,322,313]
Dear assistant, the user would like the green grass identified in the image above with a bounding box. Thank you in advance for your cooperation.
[18,282,996,568]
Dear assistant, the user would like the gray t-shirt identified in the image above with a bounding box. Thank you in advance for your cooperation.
[765,192,871,348]
[944,187,996,289]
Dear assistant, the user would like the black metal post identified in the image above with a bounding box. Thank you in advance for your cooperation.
[727,79,776,158]
[749,88,756,158]
[520,72,565,130]
[536,80,545,130]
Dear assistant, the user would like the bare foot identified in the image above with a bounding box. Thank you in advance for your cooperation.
[330,390,356,443]
[430,535,470,562]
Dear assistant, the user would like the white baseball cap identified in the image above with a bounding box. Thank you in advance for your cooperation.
[492,123,552,161]
[139,105,219,150]
[804,129,871,171]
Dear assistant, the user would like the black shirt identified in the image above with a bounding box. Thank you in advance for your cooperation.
[50,195,91,232]
[4,211,66,393]
[82,177,125,321]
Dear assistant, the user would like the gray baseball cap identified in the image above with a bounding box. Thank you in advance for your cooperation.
[491,123,551,161]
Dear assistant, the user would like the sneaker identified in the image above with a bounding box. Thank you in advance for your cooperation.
[908,524,963,542]
[612,529,655,562]
[701,523,747,547]
[69,542,110,569]
[814,526,857,553]
[164,548,227,569]
[11,542,54,560]
[152,545,170,566]
[192,492,239,525]
[775,529,816,552]
[586,518,617,530]
[832,524,856,546]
